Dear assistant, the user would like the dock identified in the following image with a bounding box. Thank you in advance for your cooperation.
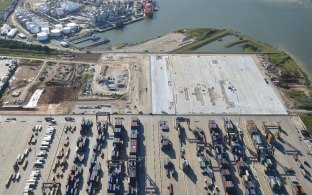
[76,39,110,50]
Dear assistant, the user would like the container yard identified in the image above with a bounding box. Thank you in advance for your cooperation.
[0,115,311,195]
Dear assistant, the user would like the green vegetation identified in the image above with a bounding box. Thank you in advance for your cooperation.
[286,89,312,110]
[173,28,230,53]
[111,93,123,99]
[267,53,301,73]
[20,59,44,66]
[224,40,247,48]
[82,71,90,82]
[241,43,258,52]
[301,115,312,134]
[114,43,127,49]
[80,83,87,93]
[20,59,31,64]
[0,0,12,13]
[176,28,223,40]
[0,20,5,27]
[0,38,60,57]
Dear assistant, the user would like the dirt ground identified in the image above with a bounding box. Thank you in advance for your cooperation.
[91,63,129,96]
[38,86,79,104]
[73,53,102,63]
[113,33,193,53]
[3,60,44,104]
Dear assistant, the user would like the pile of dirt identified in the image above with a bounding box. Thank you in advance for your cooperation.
[39,86,79,104]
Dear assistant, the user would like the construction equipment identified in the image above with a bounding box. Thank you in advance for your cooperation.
[262,122,281,145]
[269,175,283,195]
[287,176,305,195]
[176,117,190,131]
[180,158,189,171]
[193,127,206,142]
[161,134,172,150]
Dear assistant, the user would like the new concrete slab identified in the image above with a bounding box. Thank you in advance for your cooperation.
[151,55,287,115]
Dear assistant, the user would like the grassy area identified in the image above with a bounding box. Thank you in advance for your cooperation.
[172,28,231,53]
[82,71,90,82]
[0,38,60,58]
[267,53,299,72]
[242,36,279,53]
[114,43,127,49]
[301,115,312,134]
[286,89,312,110]
[80,83,87,93]
[224,39,247,48]
[0,51,48,59]
[0,0,12,13]
[0,21,5,27]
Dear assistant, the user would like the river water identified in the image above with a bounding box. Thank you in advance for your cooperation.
[93,0,312,78]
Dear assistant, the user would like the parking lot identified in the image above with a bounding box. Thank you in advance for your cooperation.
[0,114,311,195]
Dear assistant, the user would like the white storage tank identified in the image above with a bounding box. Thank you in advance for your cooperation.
[26,22,32,31]
[62,26,71,34]
[41,27,49,34]
[66,23,77,32]
[56,8,64,16]
[50,10,57,17]
[42,7,49,14]
[50,29,61,37]
[17,16,24,21]
[22,19,28,26]
[37,32,48,41]
[40,21,49,28]
[30,25,40,34]
[15,13,20,18]
[32,17,41,26]
[55,24,63,30]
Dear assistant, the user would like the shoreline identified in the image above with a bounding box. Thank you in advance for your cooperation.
[1,28,312,113]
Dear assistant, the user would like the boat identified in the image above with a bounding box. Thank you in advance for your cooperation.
[91,34,100,41]
[143,0,154,17]
[114,20,124,28]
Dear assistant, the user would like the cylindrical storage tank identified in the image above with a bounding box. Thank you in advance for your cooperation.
[30,25,40,34]
[56,8,64,16]
[22,19,29,26]
[50,29,61,37]
[17,16,23,21]
[66,23,77,32]
[62,26,71,34]
[55,24,63,30]
[26,22,32,31]
[42,7,48,14]
[50,10,57,17]
[32,17,40,26]
[41,27,49,34]
[37,32,48,41]
[41,21,49,28]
